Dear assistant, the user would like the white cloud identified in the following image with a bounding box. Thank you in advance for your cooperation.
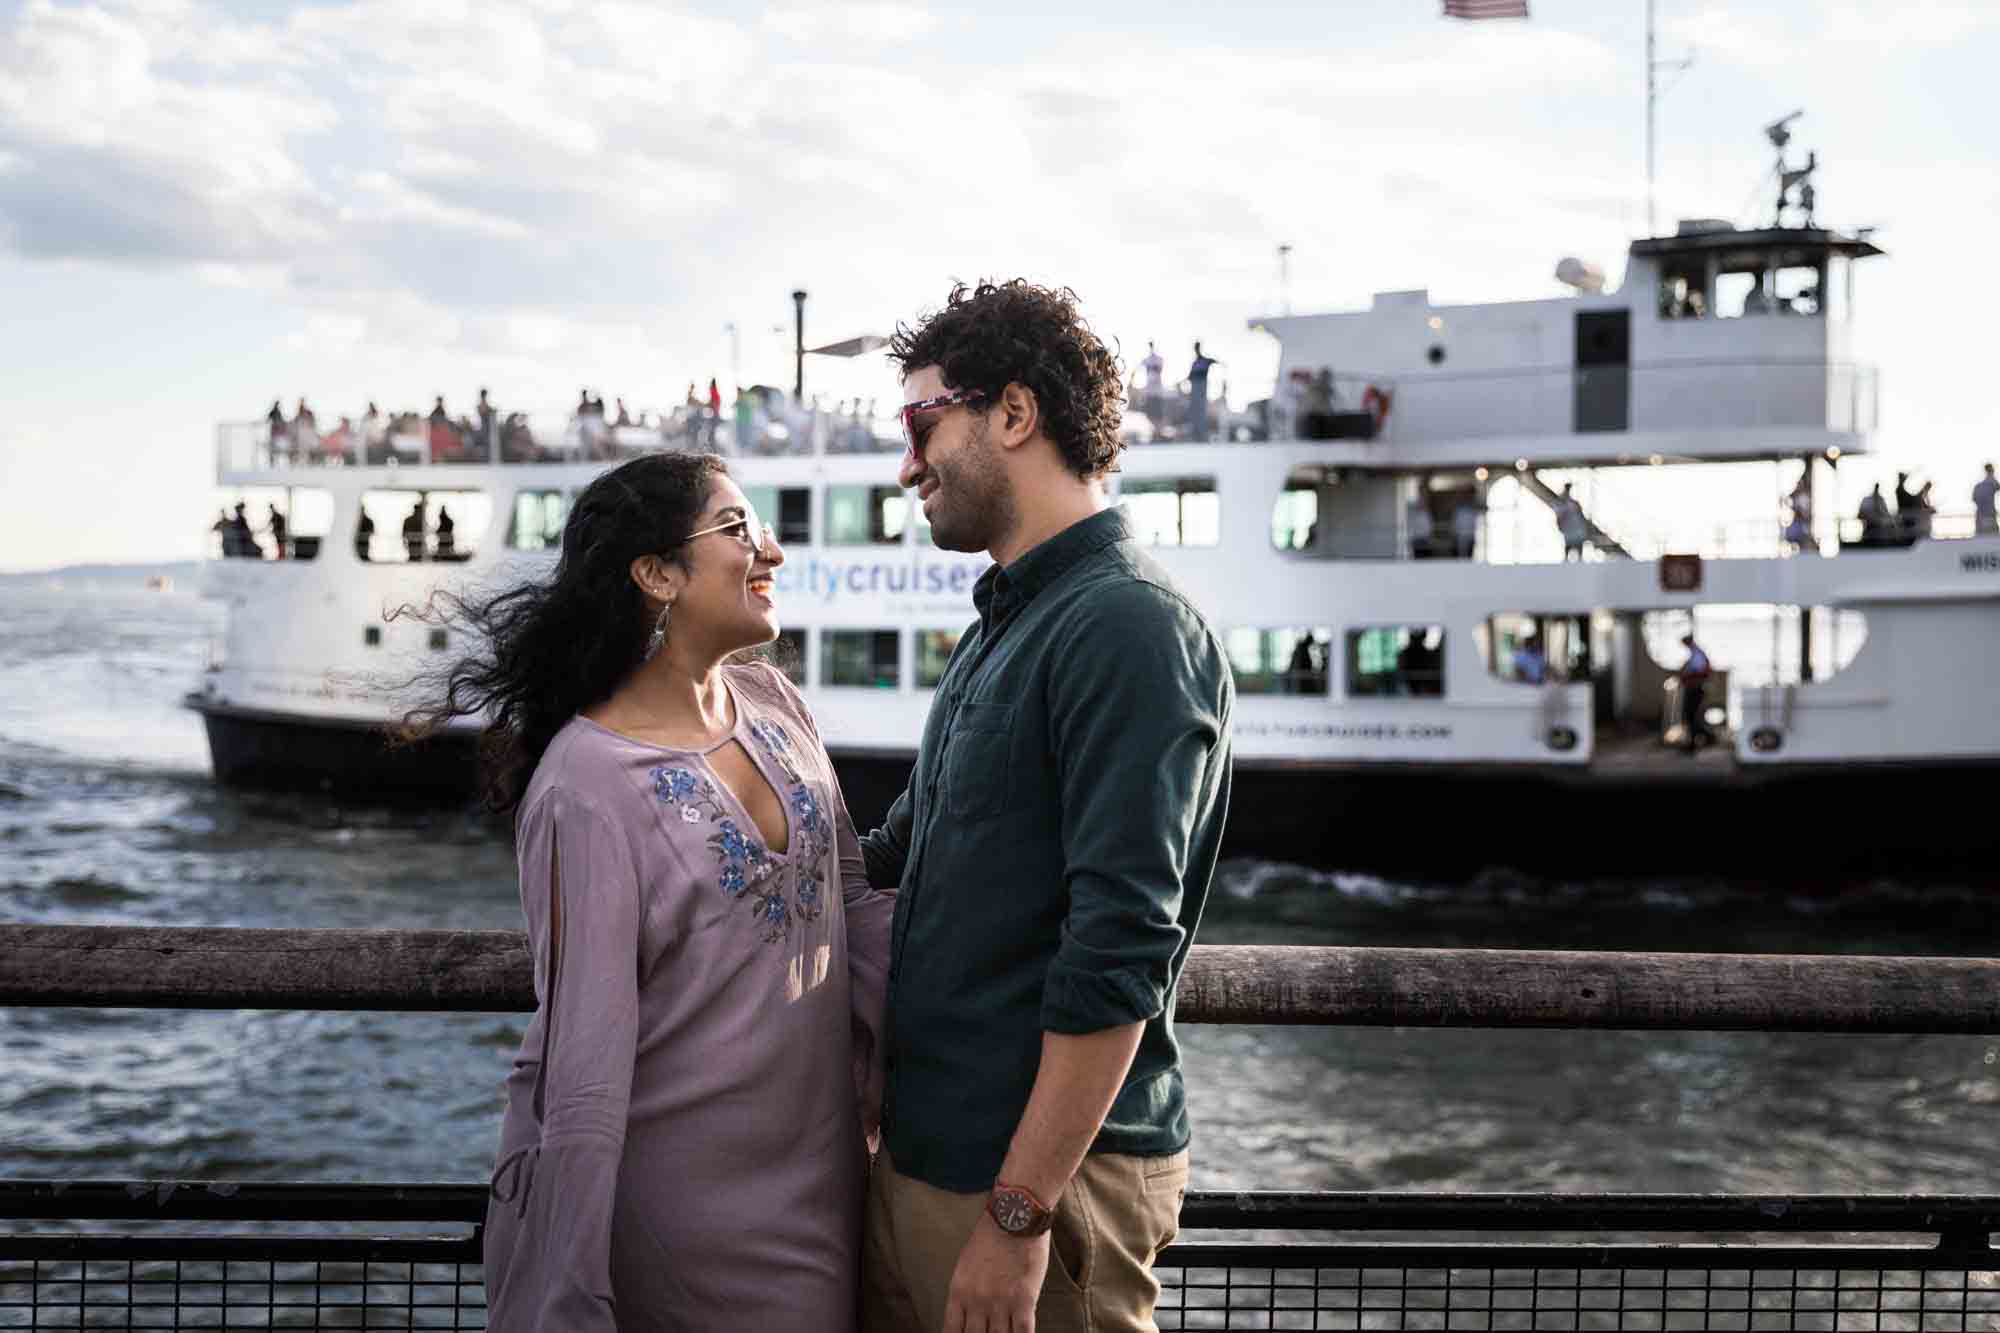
[1825,2,1996,48]
[0,0,334,263]
[1669,1,1997,67]
[763,3,939,47]
[339,171,534,240]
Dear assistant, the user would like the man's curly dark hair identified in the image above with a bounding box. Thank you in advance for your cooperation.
[888,280,1125,480]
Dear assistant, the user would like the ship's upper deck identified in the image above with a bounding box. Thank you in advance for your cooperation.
[1245,221,1884,467]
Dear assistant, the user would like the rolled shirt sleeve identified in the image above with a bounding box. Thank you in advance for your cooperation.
[1041,583,1230,1035]
[514,787,643,1331]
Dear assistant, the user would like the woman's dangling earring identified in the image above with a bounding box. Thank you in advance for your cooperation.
[643,600,673,662]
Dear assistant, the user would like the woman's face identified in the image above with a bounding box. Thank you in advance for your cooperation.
[671,475,785,654]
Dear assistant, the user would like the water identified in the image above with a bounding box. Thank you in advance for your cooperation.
[2,581,1996,1196]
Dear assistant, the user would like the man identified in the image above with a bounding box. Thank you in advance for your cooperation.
[1512,634,1547,685]
[1407,478,1435,559]
[1139,340,1165,433]
[402,500,426,562]
[229,502,261,560]
[1676,633,1712,751]
[266,503,288,560]
[476,388,496,457]
[1185,342,1217,442]
[1974,463,1998,536]
[862,280,1234,1333]
[1858,484,1892,545]
[1556,483,1588,562]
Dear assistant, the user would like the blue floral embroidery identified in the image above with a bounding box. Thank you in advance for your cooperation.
[650,765,726,828]
[746,719,833,928]
[791,785,823,836]
[748,718,793,757]
[648,722,832,945]
[653,767,701,802]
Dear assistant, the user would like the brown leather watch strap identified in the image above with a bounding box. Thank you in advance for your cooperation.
[987,1182,1055,1237]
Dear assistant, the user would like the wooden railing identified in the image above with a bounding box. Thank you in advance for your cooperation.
[4,925,1996,1033]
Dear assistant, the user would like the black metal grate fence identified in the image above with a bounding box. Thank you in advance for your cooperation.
[1153,1248,2000,1331]
[4,1186,1996,1331]
[1,1255,480,1329]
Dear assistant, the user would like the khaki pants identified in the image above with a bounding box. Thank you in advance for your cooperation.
[862,1149,1189,1333]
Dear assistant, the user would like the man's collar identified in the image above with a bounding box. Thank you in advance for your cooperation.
[972,507,1131,626]
[1003,507,1130,601]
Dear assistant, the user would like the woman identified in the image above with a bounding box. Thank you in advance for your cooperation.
[405,452,894,1330]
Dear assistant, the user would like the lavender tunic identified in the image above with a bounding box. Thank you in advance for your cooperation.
[482,662,895,1332]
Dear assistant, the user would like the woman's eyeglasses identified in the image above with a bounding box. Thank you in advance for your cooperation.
[899,389,988,457]
[684,506,771,552]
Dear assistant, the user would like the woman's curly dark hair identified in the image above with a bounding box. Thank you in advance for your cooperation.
[396,452,729,815]
[888,279,1125,480]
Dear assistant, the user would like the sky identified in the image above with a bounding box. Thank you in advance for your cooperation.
[1,0,1996,571]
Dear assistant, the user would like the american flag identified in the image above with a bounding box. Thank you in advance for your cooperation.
[1443,0,1530,17]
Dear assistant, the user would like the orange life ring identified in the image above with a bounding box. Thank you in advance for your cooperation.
[1362,384,1392,422]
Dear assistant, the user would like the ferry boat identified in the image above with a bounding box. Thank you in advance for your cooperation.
[190,149,2000,874]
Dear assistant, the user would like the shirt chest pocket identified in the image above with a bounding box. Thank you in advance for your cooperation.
[943,701,1016,819]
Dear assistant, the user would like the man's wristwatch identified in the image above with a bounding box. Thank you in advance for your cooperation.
[987,1182,1055,1237]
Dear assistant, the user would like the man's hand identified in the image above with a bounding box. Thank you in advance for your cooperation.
[943,1212,1048,1333]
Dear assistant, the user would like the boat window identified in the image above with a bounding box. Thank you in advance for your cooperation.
[1714,270,1759,318]
[1120,476,1219,547]
[915,629,962,689]
[1773,263,1825,316]
[1271,475,1318,552]
[1713,251,1785,319]
[1640,605,1867,686]
[742,486,813,546]
[826,485,906,545]
[768,628,806,685]
[358,489,491,564]
[508,491,567,551]
[1346,625,1446,698]
[1226,627,1333,695]
[1477,612,1592,684]
[1657,257,1709,319]
[208,486,333,561]
[822,629,899,688]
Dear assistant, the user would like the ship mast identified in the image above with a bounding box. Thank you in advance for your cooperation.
[1645,0,1694,237]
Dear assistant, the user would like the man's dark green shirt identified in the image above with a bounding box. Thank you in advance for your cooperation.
[860,507,1234,1193]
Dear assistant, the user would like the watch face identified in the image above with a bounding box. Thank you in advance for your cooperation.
[992,1189,1036,1233]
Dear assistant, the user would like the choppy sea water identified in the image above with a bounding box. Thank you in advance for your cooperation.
[2,582,1996,1196]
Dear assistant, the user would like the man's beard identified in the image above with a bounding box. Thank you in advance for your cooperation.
[925,420,1015,555]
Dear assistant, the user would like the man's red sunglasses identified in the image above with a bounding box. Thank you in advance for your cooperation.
[898,389,989,456]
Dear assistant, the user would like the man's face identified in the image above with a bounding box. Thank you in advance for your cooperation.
[899,365,1014,555]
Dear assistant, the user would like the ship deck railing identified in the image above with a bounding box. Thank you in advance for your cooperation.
[215,360,1881,481]
[4,927,1996,1329]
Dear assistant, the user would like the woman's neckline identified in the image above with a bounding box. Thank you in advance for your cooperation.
[575,671,746,756]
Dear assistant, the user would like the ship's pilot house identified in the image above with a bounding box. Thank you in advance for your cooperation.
[1254,122,1879,457]
[1249,116,1881,567]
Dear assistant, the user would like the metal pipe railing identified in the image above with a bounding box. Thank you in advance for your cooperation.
[4,926,1997,1033]
[14,1180,2000,1234]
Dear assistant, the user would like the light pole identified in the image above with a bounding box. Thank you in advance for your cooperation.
[723,322,741,397]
